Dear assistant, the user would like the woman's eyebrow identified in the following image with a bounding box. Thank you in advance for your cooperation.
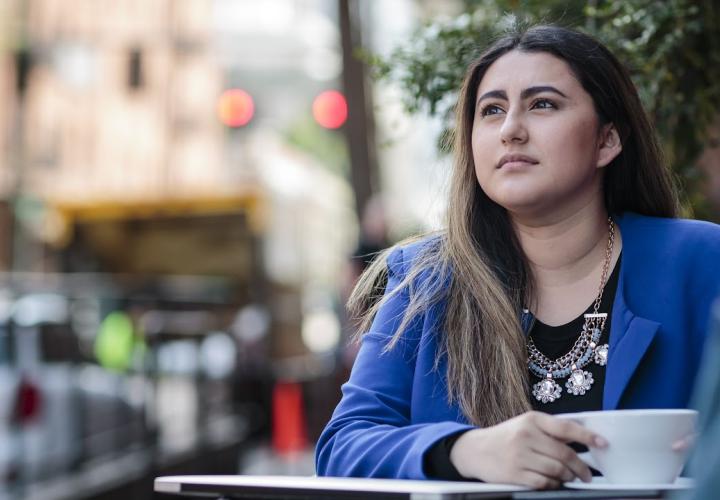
[476,90,507,106]
[520,85,567,99]
[476,85,567,106]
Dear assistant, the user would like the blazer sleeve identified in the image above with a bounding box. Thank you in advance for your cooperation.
[315,246,474,479]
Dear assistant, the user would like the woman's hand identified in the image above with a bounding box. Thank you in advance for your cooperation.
[671,433,697,453]
[449,411,607,489]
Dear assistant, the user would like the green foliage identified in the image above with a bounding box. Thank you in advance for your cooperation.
[588,0,720,216]
[370,0,720,217]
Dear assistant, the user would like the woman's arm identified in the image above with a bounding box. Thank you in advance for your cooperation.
[315,246,474,479]
[315,245,602,485]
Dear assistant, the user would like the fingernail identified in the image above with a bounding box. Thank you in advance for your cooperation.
[594,436,608,448]
[671,441,685,452]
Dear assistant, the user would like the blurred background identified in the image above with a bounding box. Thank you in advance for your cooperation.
[0,0,717,499]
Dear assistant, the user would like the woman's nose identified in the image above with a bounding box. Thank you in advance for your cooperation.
[500,111,528,144]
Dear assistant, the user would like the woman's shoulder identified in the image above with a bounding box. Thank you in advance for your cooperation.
[617,212,720,251]
[618,212,720,300]
[385,233,445,275]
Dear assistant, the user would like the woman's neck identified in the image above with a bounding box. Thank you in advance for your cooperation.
[511,202,622,325]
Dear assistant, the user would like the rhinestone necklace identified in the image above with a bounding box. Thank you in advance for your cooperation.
[527,217,615,404]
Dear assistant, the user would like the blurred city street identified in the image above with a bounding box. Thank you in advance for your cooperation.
[0,0,449,498]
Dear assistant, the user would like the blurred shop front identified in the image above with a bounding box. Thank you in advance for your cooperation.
[0,192,252,499]
[0,151,355,500]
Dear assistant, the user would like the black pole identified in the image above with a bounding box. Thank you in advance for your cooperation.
[338,0,379,219]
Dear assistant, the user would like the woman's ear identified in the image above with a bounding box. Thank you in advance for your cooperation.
[596,123,623,169]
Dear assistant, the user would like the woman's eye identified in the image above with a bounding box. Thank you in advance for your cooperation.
[531,99,556,110]
[480,104,503,117]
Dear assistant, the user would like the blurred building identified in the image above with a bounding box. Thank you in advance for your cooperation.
[0,0,19,272]
[24,0,224,198]
[0,51,13,200]
[16,0,260,277]
[0,0,356,494]
[0,0,355,355]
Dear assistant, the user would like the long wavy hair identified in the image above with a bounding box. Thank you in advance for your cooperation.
[349,25,679,427]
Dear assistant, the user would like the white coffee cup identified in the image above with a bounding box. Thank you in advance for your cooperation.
[556,409,697,484]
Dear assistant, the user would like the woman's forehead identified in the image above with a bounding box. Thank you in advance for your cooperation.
[477,50,580,94]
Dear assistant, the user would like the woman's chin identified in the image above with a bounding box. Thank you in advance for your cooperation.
[488,191,548,215]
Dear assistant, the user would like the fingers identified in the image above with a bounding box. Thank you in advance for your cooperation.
[457,412,602,489]
[671,433,698,452]
[522,451,576,483]
[517,471,562,490]
[533,412,608,448]
[528,432,593,483]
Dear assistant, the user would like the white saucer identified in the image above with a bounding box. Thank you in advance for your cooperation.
[564,477,694,490]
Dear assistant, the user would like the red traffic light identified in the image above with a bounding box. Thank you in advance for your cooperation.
[218,89,254,127]
[312,90,347,129]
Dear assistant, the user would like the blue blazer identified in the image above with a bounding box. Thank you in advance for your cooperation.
[316,213,720,479]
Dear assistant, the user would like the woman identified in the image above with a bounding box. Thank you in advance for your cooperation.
[315,25,720,488]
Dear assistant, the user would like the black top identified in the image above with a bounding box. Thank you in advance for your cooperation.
[424,255,622,480]
[529,253,620,414]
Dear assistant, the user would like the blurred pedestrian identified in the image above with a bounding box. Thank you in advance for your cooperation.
[344,195,390,296]
[339,194,390,369]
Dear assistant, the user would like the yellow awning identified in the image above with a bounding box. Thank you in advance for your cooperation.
[44,189,267,247]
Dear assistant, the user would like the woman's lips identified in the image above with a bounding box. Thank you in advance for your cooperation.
[496,154,540,170]
[500,160,539,170]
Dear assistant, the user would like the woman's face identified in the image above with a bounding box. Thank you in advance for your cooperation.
[471,50,620,219]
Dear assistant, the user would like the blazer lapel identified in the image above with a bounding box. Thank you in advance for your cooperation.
[603,267,660,409]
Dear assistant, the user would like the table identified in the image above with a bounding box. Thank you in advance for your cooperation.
[154,475,674,500]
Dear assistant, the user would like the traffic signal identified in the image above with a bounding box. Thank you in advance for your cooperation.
[217,88,254,127]
[312,90,347,129]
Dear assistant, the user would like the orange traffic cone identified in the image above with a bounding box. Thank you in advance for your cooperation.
[272,381,308,455]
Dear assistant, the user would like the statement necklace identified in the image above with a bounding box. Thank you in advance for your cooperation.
[527,217,615,404]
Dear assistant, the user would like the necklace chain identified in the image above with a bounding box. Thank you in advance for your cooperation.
[592,217,615,316]
[527,217,615,404]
